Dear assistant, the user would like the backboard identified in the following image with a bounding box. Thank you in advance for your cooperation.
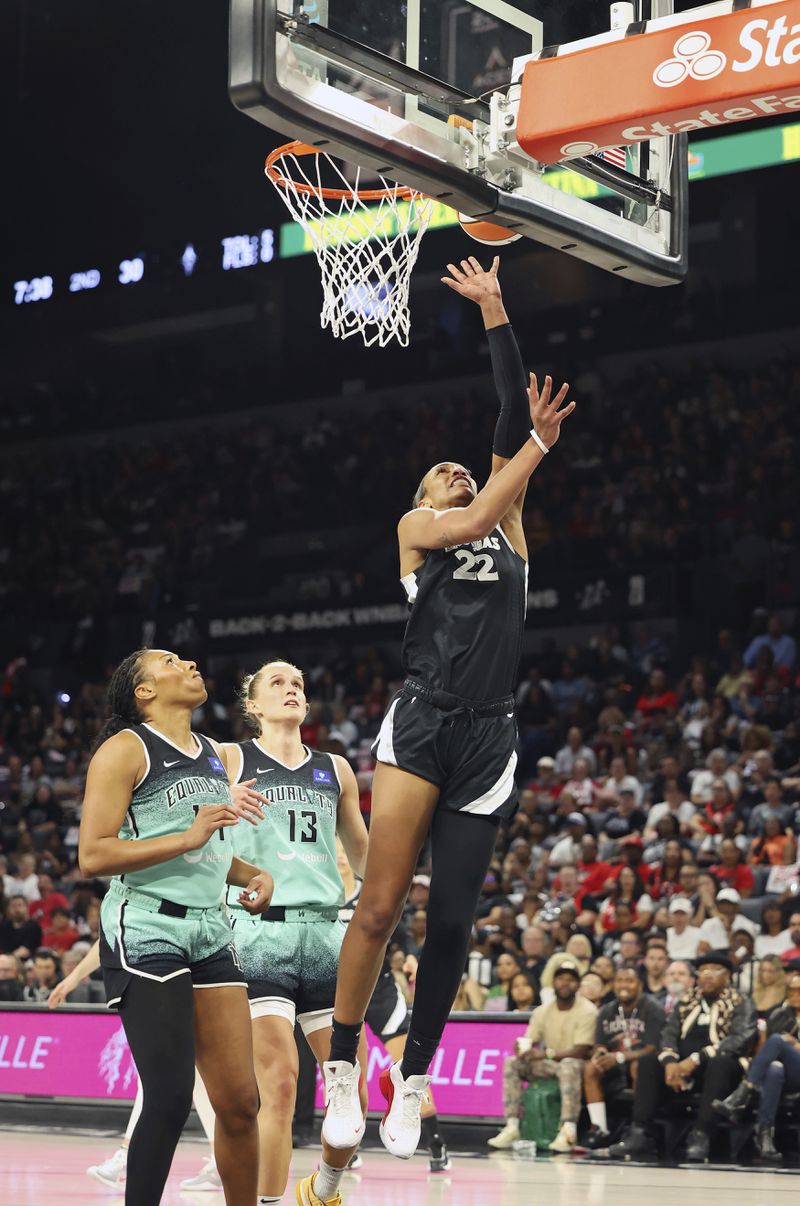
[230,0,689,284]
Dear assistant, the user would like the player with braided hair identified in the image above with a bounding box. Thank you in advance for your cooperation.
[79,648,275,1206]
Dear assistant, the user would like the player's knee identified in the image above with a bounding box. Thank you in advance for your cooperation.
[423,910,469,954]
[218,1087,260,1133]
[261,1064,298,1117]
[153,1081,195,1136]
[355,897,402,943]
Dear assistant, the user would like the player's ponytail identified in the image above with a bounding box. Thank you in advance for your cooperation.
[93,649,149,751]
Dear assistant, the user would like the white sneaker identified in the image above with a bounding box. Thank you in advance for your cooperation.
[180,1156,222,1190]
[548,1122,577,1153]
[86,1146,127,1187]
[321,1060,366,1149]
[378,1062,431,1159]
[487,1119,520,1150]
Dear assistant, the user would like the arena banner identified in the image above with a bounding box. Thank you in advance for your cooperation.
[0,1009,138,1101]
[0,1007,525,1118]
[518,0,800,163]
[205,568,671,644]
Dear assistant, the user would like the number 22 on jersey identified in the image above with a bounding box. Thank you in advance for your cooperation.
[452,548,499,582]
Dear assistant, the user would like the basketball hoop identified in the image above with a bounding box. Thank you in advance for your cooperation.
[265,142,434,348]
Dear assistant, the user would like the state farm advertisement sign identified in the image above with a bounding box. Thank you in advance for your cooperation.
[518,0,800,163]
[0,1009,524,1117]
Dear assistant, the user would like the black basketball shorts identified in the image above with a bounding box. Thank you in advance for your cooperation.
[371,679,518,821]
[365,971,410,1043]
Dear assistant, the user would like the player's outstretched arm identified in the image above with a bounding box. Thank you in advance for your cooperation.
[400,373,575,553]
[442,257,534,530]
[443,258,529,461]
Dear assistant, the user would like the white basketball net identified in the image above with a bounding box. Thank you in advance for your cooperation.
[266,146,434,348]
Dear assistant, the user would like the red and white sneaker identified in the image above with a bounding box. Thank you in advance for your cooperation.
[379,1062,431,1159]
[320,1060,365,1150]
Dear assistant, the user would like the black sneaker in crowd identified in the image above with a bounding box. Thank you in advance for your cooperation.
[684,1128,709,1163]
[585,1125,612,1150]
[608,1124,657,1161]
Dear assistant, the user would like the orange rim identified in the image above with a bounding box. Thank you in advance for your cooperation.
[265,141,418,201]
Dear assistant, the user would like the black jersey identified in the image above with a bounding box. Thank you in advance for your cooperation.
[400,525,528,701]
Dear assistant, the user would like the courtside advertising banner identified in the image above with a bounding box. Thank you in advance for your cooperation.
[0,1009,526,1118]
[518,0,800,162]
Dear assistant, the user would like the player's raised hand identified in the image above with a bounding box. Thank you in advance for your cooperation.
[528,373,575,450]
[441,256,501,305]
[229,779,271,826]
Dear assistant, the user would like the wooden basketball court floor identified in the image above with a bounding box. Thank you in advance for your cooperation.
[2,1129,800,1206]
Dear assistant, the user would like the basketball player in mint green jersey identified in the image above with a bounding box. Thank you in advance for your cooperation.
[222,659,368,1206]
[79,647,275,1206]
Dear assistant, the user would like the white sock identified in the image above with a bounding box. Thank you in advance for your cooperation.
[587,1102,608,1131]
[314,1161,346,1201]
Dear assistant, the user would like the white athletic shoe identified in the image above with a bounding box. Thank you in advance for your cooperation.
[378,1062,431,1159]
[86,1145,127,1188]
[548,1122,577,1153]
[179,1156,222,1190]
[321,1060,366,1150]
[487,1119,520,1150]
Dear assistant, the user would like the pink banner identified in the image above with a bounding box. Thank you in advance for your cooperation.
[0,1009,526,1117]
[0,1011,138,1100]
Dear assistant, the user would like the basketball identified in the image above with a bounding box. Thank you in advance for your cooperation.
[458,213,522,246]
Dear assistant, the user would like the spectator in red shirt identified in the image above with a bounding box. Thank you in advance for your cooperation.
[41,906,80,954]
[597,868,653,933]
[28,874,69,926]
[650,839,687,902]
[711,838,755,898]
[696,779,736,835]
[611,835,654,886]
[635,668,678,726]
[577,834,613,897]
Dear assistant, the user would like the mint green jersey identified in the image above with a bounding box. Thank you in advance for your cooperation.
[227,741,343,911]
[114,723,233,909]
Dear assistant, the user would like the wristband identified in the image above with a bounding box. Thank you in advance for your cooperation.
[530,427,550,455]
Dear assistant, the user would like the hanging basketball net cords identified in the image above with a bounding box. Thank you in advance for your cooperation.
[266,142,434,348]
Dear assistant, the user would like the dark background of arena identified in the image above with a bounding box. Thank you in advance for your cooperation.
[2,0,800,1132]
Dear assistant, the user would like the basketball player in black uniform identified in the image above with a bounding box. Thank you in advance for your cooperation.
[322,256,575,1159]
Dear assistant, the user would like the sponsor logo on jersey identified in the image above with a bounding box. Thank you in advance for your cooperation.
[277,851,298,861]
[313,768,333,785]
[207,755,225,773]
